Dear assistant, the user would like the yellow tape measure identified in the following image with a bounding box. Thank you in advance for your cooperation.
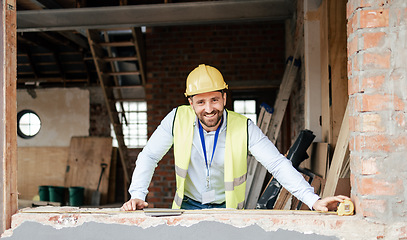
[337,199,354,216]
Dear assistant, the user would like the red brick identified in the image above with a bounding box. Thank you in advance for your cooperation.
[348,36,359,58]
[360,9,389,28]
[348,54,360,79]
[393,112,406,128]
[360,0,391,8]
[348,76,359,95]
[359,199,386,217]
[357,94,389,112]
[363,32,386,49]
[349,115,360,132]
[393,94,406,111]
[361,74,385,92]
[349,135,362,151]
[352,134,392,152]
[347,13,358,35]
[362,52,391,70]
[347,59,353,79]
[361,157,380,175]
[394,136,407,150]
[346,1,356,20]
[362,113,385,132]
[358,177,402,195]
[360,199,386,213]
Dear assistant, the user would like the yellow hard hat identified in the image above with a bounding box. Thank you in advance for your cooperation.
[184,64,228,97]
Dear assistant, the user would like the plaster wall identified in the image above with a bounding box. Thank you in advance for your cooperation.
[2,207,406,240]
[17,88,89,147]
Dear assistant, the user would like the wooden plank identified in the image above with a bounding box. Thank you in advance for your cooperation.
[320,0,330,144]
[245,106,270,203]
[132,27,146,86]
[322,103,350,198]
[328,0,348,149]
[17,147,69,200]
[108,147,118,204]
[273,188,291,210]
[245,44,302,209]
[64,137,113,205]
[0,0,17,233]
[244,106,273,208]
[301,142,330,178]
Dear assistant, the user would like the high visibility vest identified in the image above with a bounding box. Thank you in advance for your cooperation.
[172,105,248,209]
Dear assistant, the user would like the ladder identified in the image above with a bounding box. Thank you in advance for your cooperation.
[245,40,302,208]
[86,27,146,185]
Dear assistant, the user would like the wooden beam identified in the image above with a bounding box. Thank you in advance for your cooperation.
[0,0,17,234]
[17,0,293,32]
[322,103,349,198]
[328,0,348,149]
[320,0,330,144]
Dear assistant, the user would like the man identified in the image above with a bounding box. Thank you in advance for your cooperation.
[122,64,349,211]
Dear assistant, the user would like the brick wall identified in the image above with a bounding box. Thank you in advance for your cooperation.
[347,0,407,223]
[88,87,111,137]
[131,22,286,207]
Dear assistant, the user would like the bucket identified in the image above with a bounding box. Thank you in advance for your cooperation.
[69,186,84,206]
[49,186,66,204]
[38,185,50,202]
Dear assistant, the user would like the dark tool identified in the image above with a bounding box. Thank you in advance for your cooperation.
[91,163,108,206]
[256,130,315,209]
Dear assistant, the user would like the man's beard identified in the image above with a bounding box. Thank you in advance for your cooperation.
[198,109,223,130]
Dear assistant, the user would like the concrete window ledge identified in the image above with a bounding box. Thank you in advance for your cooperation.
[0,207,401,240]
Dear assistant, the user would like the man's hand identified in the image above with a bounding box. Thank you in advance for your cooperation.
[312,195,351,212]
[121,198,148,211]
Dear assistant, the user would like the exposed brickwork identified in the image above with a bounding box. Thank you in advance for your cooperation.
[347,0,407,224]
[132,22,286,208]
[88,87,111,137]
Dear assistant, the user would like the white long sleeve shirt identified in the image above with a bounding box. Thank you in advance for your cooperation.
[129,108,320,209]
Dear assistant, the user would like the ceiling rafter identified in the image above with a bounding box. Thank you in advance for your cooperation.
[17,0,293,32]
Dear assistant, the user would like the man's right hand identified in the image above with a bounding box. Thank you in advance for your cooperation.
[121,198,148,211]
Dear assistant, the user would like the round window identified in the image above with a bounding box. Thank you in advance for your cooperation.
[17,110,41,139]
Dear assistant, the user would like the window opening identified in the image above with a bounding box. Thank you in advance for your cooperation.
[233,100,257,125]
[111,101,147,148]
[17,109,41,139]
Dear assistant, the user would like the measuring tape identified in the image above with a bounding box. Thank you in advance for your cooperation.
[337,199,354,216]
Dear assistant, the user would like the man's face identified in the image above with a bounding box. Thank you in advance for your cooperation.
[188,91,226,132]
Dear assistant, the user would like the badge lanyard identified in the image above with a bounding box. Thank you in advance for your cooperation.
[198,117,223,189]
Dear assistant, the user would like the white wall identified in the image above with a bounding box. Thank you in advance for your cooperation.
[304,0,323,142]
[17,88,89,147]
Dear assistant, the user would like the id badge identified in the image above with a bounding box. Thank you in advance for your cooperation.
[202,189,215,204]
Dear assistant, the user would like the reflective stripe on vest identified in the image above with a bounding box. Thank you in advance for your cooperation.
[172,105,248,209]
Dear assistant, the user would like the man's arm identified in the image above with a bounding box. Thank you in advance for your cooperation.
[121,109,176,210]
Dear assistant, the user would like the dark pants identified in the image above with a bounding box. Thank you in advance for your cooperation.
[181,196,226,210]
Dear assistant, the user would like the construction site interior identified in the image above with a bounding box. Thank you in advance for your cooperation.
[1,0,407,239]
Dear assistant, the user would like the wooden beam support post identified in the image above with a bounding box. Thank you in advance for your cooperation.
[322,103,349,198]
[0,0,17,234]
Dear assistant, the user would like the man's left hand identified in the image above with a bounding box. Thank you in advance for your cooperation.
[312,195,351,212]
